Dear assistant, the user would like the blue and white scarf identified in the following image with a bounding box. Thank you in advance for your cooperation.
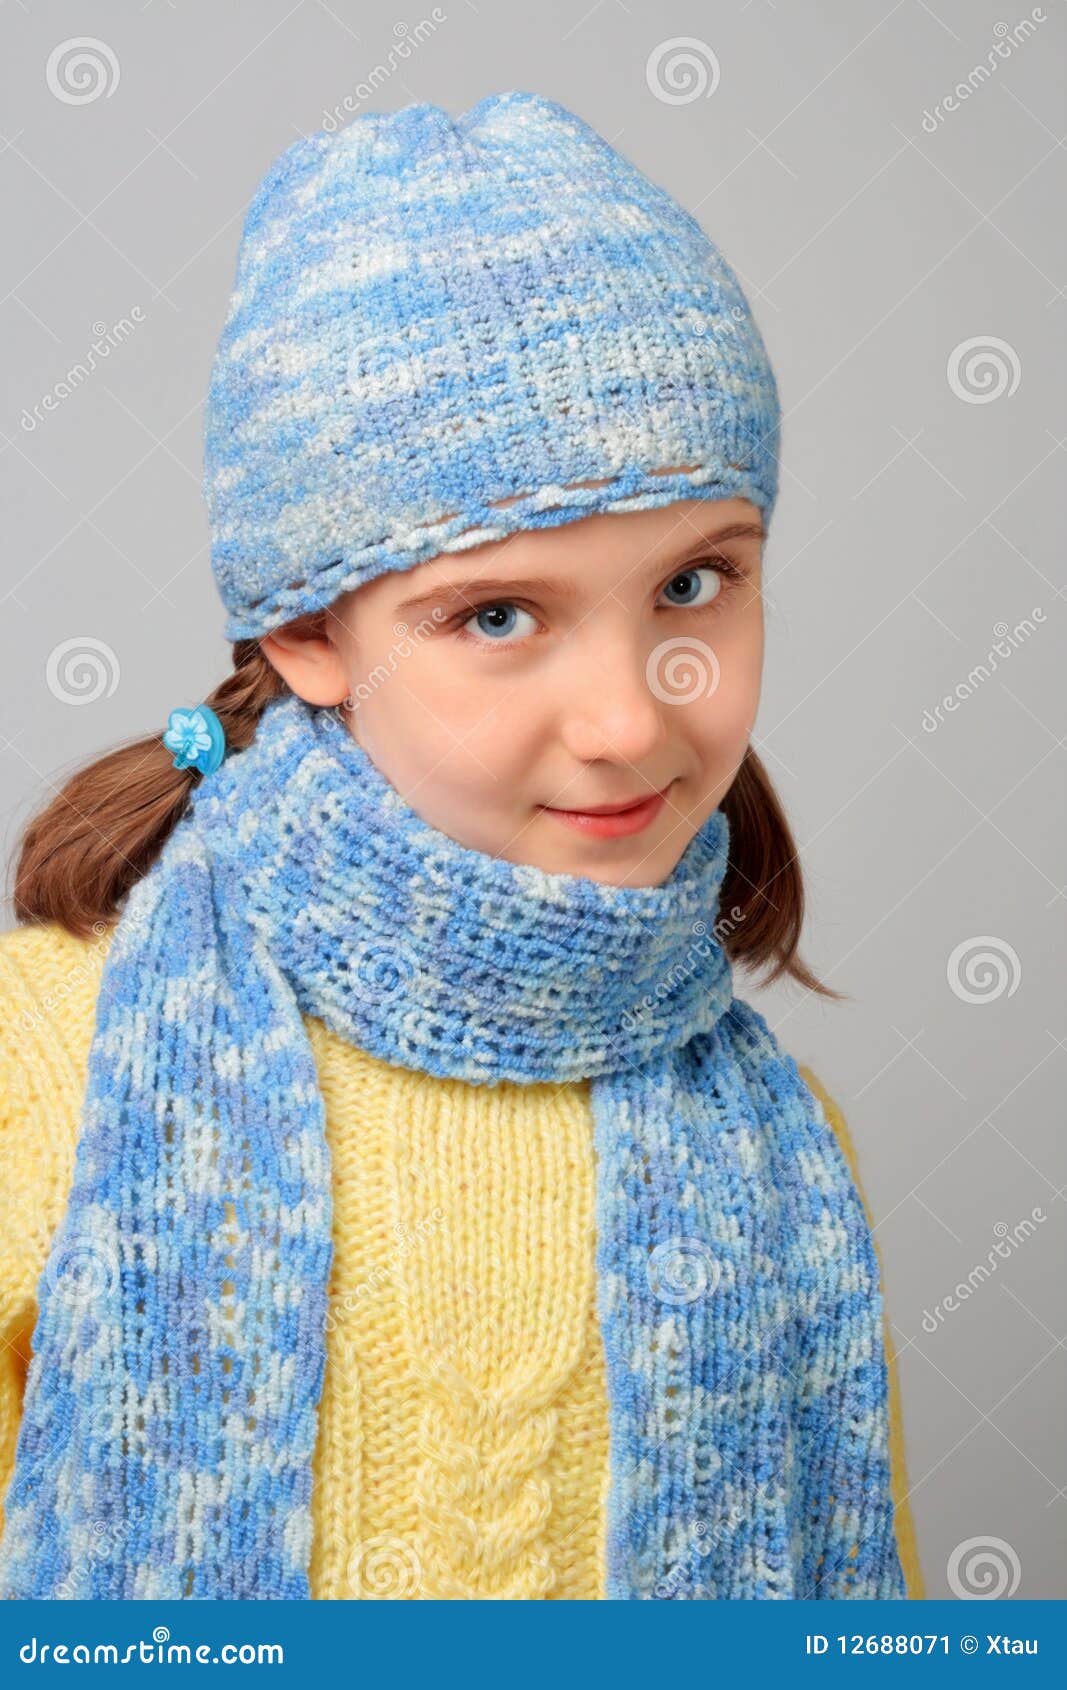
[0,693,906,1600]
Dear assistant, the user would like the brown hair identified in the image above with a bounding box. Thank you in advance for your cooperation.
[9,639,840,999]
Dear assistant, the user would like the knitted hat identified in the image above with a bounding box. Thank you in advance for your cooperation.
[203,90,780,641]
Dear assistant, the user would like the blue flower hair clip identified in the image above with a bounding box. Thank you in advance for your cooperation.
[163,704,227,776]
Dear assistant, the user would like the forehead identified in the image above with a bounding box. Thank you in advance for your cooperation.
[403,495,761,589]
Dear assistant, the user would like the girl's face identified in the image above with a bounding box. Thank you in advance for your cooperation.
[261,489,765,888]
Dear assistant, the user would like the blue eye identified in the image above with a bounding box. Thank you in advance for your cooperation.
[658,566,723,609]
[454,562,735,651]
[460,602,539,644]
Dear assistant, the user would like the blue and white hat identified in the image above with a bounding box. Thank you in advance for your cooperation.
[203,90,781,640]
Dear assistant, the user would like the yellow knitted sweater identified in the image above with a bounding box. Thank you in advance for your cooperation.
[0,919,924,1600]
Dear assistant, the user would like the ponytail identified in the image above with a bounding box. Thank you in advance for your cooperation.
[720,746,844,1001]
[10,641,284,939]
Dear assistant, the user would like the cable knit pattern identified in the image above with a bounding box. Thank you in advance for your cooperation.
[303,1033,610,1600]
[202,90,780,640]
[0,695,919,1599]
[0,919,924,1600]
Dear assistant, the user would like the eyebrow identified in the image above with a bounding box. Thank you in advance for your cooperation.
[393,519,765,615]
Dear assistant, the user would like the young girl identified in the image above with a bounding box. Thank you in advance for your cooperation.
[0,91,923,1601]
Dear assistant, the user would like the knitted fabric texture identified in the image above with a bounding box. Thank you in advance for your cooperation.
[0,928,925,1601]
[0,695,905,1600]
[203,90,780,640]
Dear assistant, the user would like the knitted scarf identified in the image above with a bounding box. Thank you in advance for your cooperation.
[0,693,906,1601]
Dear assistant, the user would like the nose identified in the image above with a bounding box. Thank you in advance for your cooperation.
[557,640,671,768]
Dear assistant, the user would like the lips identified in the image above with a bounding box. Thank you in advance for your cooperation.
[540,781,675,839]
[550,785,673,816]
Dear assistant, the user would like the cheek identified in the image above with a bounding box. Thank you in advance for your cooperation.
[722,596,763,691]
[434,635,559,729]
[394,649,540,789]
[695,619,763,748]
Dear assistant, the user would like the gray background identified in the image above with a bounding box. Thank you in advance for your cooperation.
[1,0,1063,1600]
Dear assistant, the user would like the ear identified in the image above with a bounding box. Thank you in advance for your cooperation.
[259,613,349,707]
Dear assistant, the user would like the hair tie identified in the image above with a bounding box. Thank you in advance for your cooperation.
[163,704,227,776]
